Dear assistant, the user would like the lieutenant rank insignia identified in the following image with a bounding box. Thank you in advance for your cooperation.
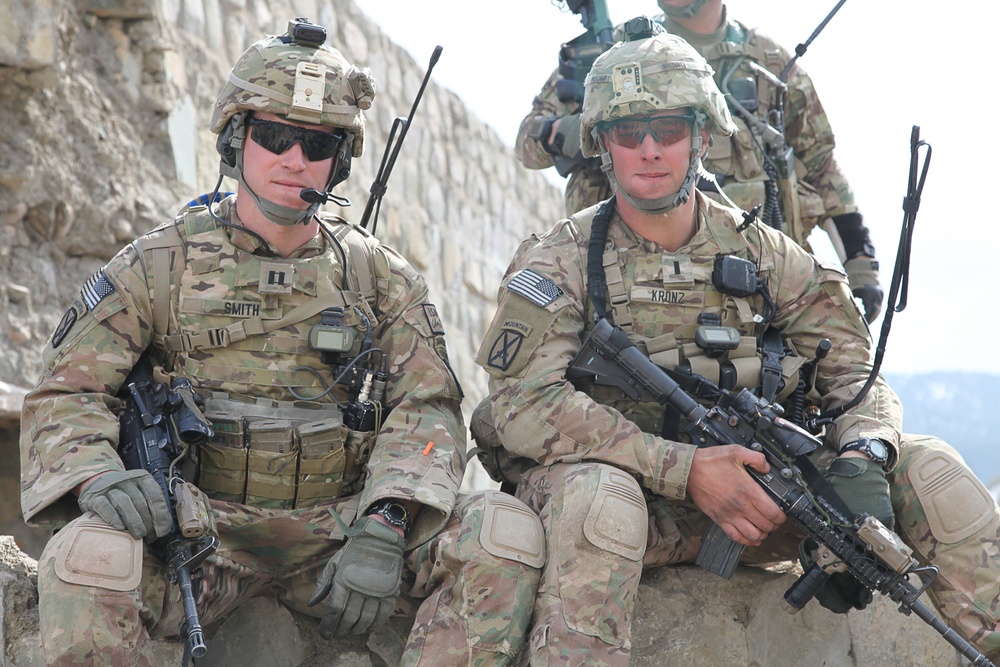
[506,268,563,307]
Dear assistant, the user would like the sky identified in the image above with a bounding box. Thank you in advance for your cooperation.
[353,0,1000,376]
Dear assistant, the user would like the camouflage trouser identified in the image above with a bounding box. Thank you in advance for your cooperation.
[37,490,541,666]
[517,434,1000,666]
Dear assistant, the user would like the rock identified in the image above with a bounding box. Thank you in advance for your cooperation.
[0,535,977,666]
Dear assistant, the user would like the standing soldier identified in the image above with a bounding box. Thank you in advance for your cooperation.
[481,30,999,665]
[516,0,884,323]
[20,19,542,666]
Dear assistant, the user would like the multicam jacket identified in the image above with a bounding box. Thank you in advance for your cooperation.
[476,193,900,500]
[20,196,465,547]
[516,8,858,244]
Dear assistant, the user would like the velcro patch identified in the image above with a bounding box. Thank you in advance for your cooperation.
[630,287,704,307]
[487,330,525,371]
[507,269,564,307]
[422,304,445,335]
[259,262,295,294]
[81,270,116,311]
[51,303,81,348]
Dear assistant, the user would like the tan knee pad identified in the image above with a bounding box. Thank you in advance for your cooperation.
[909,450,997,544]
[584,466,647,561]
[54,513,143,591]
[480,490,546,568]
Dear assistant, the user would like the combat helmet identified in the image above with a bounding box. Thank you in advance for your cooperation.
[581,28,734,214]
[212,18,377,226]
[656,0,710,20]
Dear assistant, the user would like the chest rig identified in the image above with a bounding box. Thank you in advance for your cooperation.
[132,205,381,509]
[696,22,827,246]
[573,199,805,440]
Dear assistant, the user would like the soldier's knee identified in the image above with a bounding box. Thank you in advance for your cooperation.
[901,443,998,544]
[479,489,546,569]
[583,465,647,561]
[48,513,143,592]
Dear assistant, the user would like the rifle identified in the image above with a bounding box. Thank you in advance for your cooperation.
[118,355,219,666]
[545,0,614,177]
[718,0,848,241]
[553,0,613,104]
[566,317,996,667]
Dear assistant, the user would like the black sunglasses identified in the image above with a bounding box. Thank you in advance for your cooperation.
[246,118,343,161]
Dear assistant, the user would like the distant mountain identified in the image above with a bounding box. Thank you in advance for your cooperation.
[883,371,999,490]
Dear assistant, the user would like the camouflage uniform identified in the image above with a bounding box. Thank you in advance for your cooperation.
[515,7,878,284]
[21,22,542,667]
[490,31,999,666]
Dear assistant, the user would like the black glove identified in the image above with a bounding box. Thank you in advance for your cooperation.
[77,469,173,540]
[307,517,405,639]
[843,257,883,324]
[801,457,894,614]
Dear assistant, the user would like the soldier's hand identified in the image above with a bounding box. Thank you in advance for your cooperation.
[77,469,173,540]
[308,516,405,639]
[801,456,894,614]
[687,446,786,546]
[843,257,883,323]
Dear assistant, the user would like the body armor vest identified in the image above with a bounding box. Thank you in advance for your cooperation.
[133,205,380,508]
[572,203,805,439]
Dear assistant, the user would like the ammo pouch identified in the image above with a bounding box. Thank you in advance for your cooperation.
[196,392,375,509]
[469,396,534,489]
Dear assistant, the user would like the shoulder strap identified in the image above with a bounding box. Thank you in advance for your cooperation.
[132,216,188,345]
[324,217,378,310]
[580,197,616,323]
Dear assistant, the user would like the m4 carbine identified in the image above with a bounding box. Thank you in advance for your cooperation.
[566,317,996,667]
[118,355,219,666]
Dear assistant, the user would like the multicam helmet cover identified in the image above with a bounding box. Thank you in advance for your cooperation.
[581,31,733,158]
[211,20,376,158]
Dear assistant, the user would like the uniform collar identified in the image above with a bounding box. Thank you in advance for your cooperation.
[220,195,328,259]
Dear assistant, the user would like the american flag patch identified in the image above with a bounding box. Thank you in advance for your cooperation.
[507,268,564,307]
[81,270,116,311]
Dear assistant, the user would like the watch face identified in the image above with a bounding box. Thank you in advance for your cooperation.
[868,440,888,459]
[384,504,407,524]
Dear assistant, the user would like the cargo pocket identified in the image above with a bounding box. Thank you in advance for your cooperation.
[296,418,347,507]
[246,419,297,509]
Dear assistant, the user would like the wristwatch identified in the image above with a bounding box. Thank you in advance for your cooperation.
[365,500,411,533]
[841,437,890,468]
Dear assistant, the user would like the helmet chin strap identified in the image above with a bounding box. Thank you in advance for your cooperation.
[601,133,705,216]
[658,0,709,19]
